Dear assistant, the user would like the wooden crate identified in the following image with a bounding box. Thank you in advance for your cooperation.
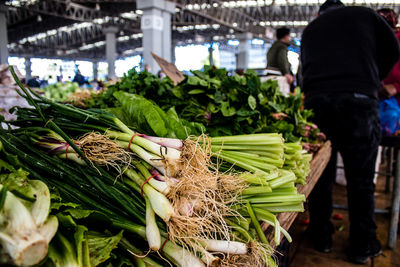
[262,141,332,247]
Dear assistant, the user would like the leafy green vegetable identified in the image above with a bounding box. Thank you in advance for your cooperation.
[40,82,81,102]
[112,91,205,139]
[85,66,321,143]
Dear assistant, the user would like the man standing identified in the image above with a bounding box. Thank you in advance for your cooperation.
[267,27,294,85]
[301,0,400,264]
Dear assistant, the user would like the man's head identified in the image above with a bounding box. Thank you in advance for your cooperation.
[318,0,345,15]
[276,27,291,43]
[378,8,398,29]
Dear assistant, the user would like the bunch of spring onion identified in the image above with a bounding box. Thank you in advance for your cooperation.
[6,67,279,266]
[204,134,309,245]
[25,127,307,249]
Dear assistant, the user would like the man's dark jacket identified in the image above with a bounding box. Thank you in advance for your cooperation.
[267,40,291,75]
[301,6,400,98]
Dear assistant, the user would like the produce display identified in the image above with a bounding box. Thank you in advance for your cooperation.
[39,81,82,102]
[87,66,324,146]
[0,67,315,266]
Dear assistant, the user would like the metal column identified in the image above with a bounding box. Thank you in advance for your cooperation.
[171,41,176,64]
[386,147,393,193]
[92,61,98,80]
[0,10,8,64]
[137,0,175,74]
[25,57,32,81]
[104,26,118,79]
[209,45,214,66]
[237,33,253,70]
[389,148,400,249]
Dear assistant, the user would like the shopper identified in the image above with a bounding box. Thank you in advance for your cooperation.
[301,0,400,264]
[267,27,294,85]
[379,8,400,101]
[73,69,86,86]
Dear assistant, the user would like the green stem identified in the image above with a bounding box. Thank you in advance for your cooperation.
[246,202,268,244]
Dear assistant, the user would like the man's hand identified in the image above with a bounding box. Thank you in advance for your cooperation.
[285,74,294,84]
[380,84,397,99]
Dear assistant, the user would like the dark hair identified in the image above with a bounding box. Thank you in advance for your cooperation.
[276,27,290,40]
[319,0,345,15]
[378,8,398,29]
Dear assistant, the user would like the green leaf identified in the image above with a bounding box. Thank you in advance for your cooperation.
[172,87,184,99]
[221,101,236,117]
[237,107,258,117]
[165,107,189,139]
[233,73,246,85]
[214,90,225,103]
[207,103,219,113]
[87,231,123,266]
[113,91,168,137]
[188,89,205,94]
[45,233,80,267]
[187,76,208,87]
[0,159,15,172]
[109,253,136,267]
[75,225,90,266]
[50,191,80,212]
[248,95,257,110]
[258,92,268,105]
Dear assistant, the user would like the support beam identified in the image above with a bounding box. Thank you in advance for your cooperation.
[138,0,175,74]
[25,57,32,81]
[171,41,176,64]
[0,10,8,64]
[172,0,267,38]
[104,26,118,79]
[93,61,98,80]
[237,33,252,70]
[208,44,214,66]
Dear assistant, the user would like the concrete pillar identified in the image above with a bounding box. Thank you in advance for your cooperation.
[236,33,252,70]
[25,57,32,81]
[137,0,175,74]
[0,10,8,64]
[92,61,98,80]
[208,45,214,66]
[103,26,118,79]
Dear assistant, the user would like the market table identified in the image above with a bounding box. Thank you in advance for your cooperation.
[262,141,332,247]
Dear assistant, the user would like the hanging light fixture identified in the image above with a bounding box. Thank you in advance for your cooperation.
[37,15,42,22]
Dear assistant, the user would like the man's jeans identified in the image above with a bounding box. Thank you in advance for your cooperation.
[305,92,381,249]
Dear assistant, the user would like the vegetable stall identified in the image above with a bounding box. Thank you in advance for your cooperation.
[0,66,331,267]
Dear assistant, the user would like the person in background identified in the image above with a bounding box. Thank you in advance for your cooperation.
[267,27,294,85]
[378,8,400,101]
[301,0,400,264]
[27,76,40,88]
[157,70,166,79]
[72,70,86,86]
